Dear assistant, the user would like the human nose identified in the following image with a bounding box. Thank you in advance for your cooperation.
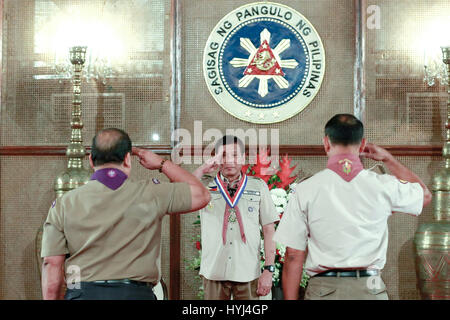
[223,154,235,164]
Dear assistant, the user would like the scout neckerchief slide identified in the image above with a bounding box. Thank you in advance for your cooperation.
[327,153,364,182]
[215,172,247,245]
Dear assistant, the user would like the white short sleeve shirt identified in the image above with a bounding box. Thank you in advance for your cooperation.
[273,168,424,276]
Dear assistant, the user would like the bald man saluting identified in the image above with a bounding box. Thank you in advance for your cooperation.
[41,128,210,300]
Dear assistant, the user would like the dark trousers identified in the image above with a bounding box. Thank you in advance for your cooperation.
[65,282,156,300]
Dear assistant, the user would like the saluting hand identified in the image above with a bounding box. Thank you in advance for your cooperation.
[193,153,221,179]
[203,154,222,173]
[132,147,164,170]
[361,143,392,162]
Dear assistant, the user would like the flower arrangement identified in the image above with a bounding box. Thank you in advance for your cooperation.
[186,150,309,299]
[243,150,309,289]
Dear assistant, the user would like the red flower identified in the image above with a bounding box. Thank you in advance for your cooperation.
[195,241,201,251]
[274,154,297,190]
[245,148,273,183]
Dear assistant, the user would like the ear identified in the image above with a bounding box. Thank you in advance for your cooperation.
[359,138,367,154]
[323,136,331,153]
[123,152,132,168]
[89,154,95,169]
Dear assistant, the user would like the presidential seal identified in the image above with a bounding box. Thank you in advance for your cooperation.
[203,2,325,124]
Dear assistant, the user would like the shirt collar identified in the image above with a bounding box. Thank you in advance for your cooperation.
[91,168,128,190]
[327,153,363,182]
[220,171,243,185]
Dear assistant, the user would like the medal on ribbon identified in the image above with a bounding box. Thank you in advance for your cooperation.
[215,173,248,210]
[215,172,248,244]
[228,208,237,223]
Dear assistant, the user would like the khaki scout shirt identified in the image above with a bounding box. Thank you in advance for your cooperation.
[274,168,424,276]
[41,168,191,284]
[199,174,279,282]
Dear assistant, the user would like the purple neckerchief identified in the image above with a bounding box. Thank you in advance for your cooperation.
[327,153,364,182]
[91,168,128,190]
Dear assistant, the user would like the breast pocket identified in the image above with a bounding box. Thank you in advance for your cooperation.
[241,194,260,224]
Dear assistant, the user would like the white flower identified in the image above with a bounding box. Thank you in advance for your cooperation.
[278,198,287,207]
[271,188,289,208]
[276,243,286,257]
[271,194,279,203]
[276,206,284,214]
[273,267,280,282]
[270,188,287,198]
[272,196,285,206]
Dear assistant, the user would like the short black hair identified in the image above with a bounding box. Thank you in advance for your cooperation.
[324,114,364,145]
[91,128,132,166]
[214,135,245,155]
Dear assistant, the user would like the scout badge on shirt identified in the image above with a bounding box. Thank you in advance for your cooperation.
[215,172,247,244]
[338,159,353,175]
[327,154,364,182]
[107,169,117,178]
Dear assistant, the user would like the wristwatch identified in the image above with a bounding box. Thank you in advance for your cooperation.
[263,265,275,273]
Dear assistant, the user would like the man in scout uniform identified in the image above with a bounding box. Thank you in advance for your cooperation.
[274,114,432,300]
[193,135,280,300]
[41,128,210,300]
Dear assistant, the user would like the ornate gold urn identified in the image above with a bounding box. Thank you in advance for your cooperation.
[54,46,92,197]
[414,46,450,300]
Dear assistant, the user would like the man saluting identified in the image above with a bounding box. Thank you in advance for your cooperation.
[194,135,280,300]
[274,114,432,300]
[41,128,210,300]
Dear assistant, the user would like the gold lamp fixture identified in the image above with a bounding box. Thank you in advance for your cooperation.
[414,46,450,300]
[54,46,92,198]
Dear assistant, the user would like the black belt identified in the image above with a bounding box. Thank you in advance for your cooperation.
[90,279,154,288]
[315,269,379,277]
